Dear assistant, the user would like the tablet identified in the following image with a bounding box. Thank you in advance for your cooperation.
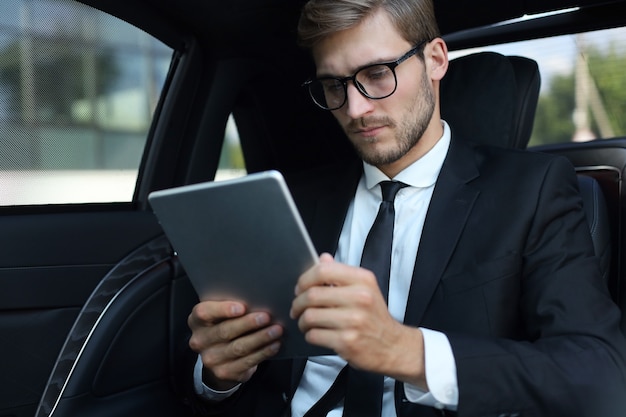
[148,170,328,358]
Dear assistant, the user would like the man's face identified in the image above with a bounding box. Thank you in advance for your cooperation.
[312,9,438,173]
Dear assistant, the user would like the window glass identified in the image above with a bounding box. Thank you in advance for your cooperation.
[448,26,626,147]
[216,114,247,181]
[0,0,172,205]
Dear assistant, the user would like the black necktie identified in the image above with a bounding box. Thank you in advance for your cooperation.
[343,181,407,417]
[359,181,408,301]
[304,181,407,417]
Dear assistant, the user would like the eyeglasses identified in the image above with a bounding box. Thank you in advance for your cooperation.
[303,40,428,111]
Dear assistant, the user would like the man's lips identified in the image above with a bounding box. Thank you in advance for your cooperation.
[352,125,386,137]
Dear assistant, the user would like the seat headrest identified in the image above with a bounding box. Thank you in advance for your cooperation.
[440,51,541,149]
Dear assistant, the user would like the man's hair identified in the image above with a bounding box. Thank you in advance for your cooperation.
[297,0,441,49]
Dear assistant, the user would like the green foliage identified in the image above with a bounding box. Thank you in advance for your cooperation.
[587,43,626,135]
[529,41,626,146]
[219,140,246,170]
[531,74,576,146]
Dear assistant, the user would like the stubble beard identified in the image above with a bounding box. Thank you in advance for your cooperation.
[348,71,436,167]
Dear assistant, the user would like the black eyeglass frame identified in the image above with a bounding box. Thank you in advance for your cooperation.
[303,39,429,111]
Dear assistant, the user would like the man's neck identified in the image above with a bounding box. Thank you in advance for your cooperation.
[377,118,445,178]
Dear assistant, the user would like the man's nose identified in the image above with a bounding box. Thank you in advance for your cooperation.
[344,82,375,119]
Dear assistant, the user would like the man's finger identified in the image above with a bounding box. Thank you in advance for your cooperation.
[188,300,246,329]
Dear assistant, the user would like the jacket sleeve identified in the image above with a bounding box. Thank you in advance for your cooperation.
[178,341,294,417]
[448,156,626,417]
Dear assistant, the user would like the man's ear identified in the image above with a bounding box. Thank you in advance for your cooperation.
[426,38,449,82]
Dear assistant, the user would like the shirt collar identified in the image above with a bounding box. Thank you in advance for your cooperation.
[363,120,451,190]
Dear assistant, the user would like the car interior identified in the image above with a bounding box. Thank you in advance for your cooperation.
[1,0,625,416]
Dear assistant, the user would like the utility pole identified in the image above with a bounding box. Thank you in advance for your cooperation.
[572,34,615,142]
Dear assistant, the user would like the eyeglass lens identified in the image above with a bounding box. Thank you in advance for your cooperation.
[310,64,398,110]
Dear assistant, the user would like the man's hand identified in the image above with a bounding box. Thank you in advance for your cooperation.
[290,253,427,389]
[188,300,283,390]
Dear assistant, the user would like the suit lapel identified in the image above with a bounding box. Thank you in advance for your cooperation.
[403,139,480,327]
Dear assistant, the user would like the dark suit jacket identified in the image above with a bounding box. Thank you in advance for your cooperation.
[187,138,626,417]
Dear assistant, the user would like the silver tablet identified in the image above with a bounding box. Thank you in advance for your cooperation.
[148,170,328,358]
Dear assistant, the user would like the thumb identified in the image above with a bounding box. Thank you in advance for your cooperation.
[319,252,335,263]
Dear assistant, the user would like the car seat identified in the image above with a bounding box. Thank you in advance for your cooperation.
[440,51,612,283]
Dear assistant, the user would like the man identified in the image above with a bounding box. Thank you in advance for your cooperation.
[186,0,626,415]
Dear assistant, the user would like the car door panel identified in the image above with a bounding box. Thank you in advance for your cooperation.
[0,210,164,417]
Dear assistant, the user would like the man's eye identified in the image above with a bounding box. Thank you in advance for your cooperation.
[362,65,391,81]
[321,80,343,92]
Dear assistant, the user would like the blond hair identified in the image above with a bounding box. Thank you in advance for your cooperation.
[297,0,440,50]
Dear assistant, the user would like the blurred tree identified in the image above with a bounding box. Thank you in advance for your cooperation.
[587,43,626,135]
[531,73,576,146]
[530,41,626,146]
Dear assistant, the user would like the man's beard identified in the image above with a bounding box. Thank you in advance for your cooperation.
[347,70,436,167]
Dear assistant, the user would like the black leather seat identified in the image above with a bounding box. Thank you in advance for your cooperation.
[577,174,612,284]
[440,51,612,282]
[440,51,540,149]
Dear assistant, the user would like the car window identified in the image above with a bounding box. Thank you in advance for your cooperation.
[0,0,172,205]
[448,26,626,147]
[216,114,246,181]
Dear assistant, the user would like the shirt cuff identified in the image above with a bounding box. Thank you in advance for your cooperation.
[193,354,241,401]
[403,327,458,410]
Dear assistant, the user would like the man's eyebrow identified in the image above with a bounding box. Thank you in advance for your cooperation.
[316,56,396,79]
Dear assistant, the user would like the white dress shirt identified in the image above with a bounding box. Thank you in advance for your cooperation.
[196,122,459,415]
